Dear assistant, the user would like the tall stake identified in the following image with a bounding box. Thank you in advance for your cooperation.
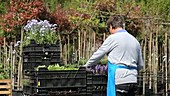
[153,23,159,93]
[168,34,170,91]
[18,27,24,90]
[3,38,6,70]
[149,31,152,89]
[143,31,147,95]
[83,31,86,59]
[78,30,81,61]
[67,34,70,64]
[164,32,168,96]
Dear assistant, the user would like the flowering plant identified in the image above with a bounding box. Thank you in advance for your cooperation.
[24,19,58,45]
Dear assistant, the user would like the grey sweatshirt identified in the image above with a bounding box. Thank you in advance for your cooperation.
[84,29,144,85]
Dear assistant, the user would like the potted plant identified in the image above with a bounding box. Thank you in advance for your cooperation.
[23,19,58,45]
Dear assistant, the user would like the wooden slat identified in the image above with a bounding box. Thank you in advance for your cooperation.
[0,85,11,89]
[0,79,12,83]
[0,90,11,94]
[0,79,12,95]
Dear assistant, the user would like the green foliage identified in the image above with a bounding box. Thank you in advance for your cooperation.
[100,58,108,64]
[22,79,31,86]
[139,0,170,20]
[36,65,47,71]
[78,58,88,65]
[0,63,10,79]
[36,64,79,71]
[48,64,78,70]
[0,0,7,14]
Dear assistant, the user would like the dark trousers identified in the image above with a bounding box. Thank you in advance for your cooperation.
[116,83,137,96]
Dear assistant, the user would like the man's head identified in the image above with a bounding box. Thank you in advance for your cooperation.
[106,15,125,34]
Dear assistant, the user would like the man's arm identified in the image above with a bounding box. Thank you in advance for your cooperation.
[83,47,106,67]
[84,35,116,67]
[138,48,144,70]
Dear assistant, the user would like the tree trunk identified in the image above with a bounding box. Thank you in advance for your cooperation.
[164,32,168,96]
[18,27,24,90]
[64,42,67,65]
[87,32,91,59]
[12,46,16,90]
[58,31,63,63]
[3,38,6,69]
[103,32,106,41]
[67,34,70,64]
[93,32,96,52]
[143,34,147,95]
[80,30,83,59]
[154,25,158,94]
[153,38,157,93]
[168,34,170,91]
[148,32,152,89]
[78,30,81,61]
[83,31,86,59]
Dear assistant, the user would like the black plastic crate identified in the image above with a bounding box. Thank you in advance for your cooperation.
[23,62,50,71]
[23,43,60,52]
[35,87,87,96]
[23,59,61,71]
[23,68,88,96]
[37,70,87,87]
[23,56,42,62]
[87,72,107,96]
[91,90,106,96]
[92,75,107,85]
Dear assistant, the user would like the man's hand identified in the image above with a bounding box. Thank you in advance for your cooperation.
[82,65,92,72]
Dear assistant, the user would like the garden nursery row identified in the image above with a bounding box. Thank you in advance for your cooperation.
[20,40,170,96]
[22,64,170,96]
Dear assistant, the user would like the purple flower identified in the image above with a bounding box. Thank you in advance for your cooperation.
[24,19,58,44]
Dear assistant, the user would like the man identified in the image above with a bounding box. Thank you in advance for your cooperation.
[83,15,144,96]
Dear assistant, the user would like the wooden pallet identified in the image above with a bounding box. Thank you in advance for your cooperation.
[0,79,12,96]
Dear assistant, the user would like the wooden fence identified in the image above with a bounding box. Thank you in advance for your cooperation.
[0,38,22,91]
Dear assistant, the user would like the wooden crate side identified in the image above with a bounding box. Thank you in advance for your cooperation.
[0,79,12,96]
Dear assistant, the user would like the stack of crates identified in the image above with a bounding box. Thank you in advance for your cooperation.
[23,67,90,96]
[23,69,108,96]
[22,40,61,71]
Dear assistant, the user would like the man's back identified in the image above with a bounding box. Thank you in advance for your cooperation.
[106,30,143,85]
